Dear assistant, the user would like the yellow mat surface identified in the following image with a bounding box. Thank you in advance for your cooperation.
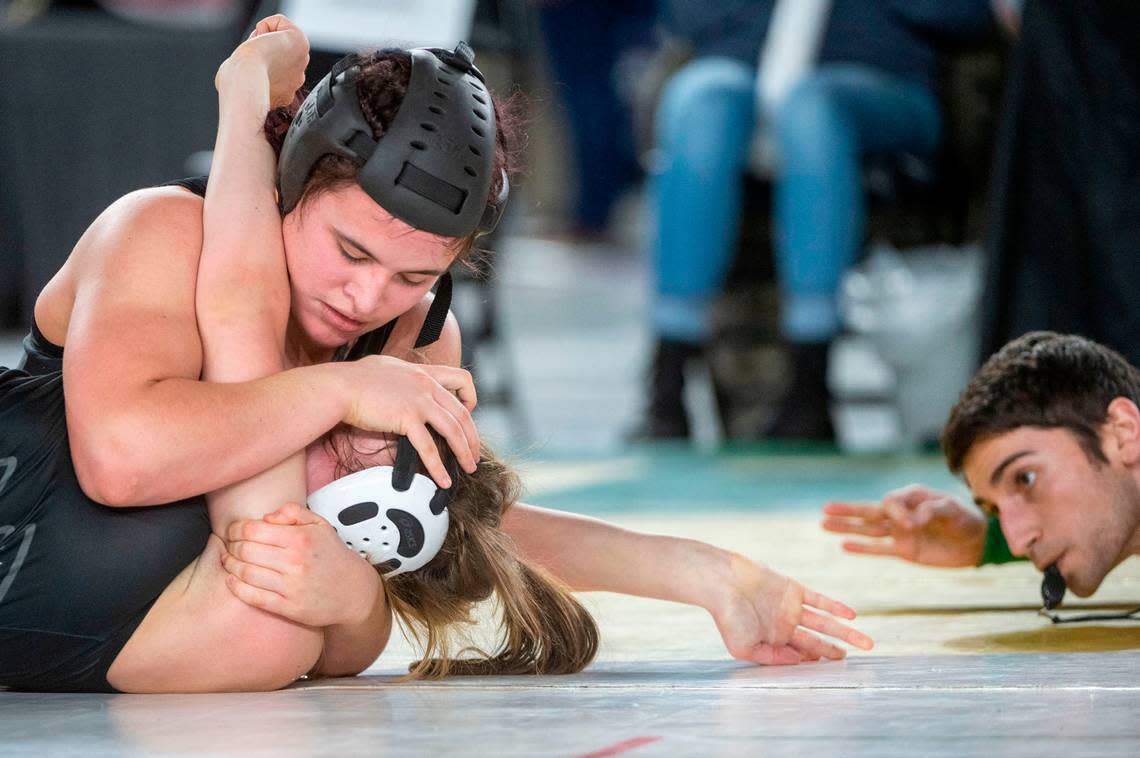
[372,512,1140,672]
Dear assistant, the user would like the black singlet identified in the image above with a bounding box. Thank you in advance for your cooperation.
[0,340,211,692]
[0,177,394,692]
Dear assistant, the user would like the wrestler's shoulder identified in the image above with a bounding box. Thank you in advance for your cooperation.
[101,185,205,239]
[72,186,205,272]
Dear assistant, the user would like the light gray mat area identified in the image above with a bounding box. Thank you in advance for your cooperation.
[2,654,1137,757]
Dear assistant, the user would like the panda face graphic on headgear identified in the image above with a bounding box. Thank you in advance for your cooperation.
[308,448,451,577]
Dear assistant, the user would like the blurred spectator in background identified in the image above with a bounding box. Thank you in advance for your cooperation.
[533,0,657,239]
[982,0,1140,368]
[637,0,994,442]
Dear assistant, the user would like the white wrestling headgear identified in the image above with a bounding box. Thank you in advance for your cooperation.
[308,274,458,577]
[307,442,451,577]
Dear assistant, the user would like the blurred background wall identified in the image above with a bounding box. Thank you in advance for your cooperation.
[0,0,249,326]
[1,0,1137,455]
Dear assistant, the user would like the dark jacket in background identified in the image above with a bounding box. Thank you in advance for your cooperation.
[662,0,993,89]
[982,0,1140,366]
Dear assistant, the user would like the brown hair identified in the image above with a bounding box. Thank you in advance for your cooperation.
[322,377,596,678]
[942,332,1140,473]
[324,430,599,677]
[263,49,522,264]
[384,446,600,678]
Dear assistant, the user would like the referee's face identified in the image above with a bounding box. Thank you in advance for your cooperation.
[964,422,1140,597]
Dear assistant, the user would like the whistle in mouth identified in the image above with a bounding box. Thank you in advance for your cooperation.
[1041,564,1066,610]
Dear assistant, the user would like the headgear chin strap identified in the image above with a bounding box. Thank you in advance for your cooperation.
[308,275,460,577]
[278,41,508,238]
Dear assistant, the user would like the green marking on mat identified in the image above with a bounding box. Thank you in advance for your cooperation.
[518,446,964,515]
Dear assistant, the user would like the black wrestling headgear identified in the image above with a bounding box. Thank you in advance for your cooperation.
[278,42,508,237]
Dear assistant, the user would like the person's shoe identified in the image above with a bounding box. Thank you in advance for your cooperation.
[762,341,835,442]
[627,338,702,441]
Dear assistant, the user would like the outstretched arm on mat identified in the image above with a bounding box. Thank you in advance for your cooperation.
[503,503,874,663]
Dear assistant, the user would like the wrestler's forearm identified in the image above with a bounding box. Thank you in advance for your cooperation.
[85,59,335,510]
[198,56,288,344]
[197,55,306,530]
[313,574,394,678]
[501,502,727,609]
[75,364,348,507]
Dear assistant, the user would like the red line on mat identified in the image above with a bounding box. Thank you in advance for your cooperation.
[575,736,662,758]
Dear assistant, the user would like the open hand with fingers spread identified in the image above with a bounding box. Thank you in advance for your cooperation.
[821,484,987,568]
[707,553,874,664]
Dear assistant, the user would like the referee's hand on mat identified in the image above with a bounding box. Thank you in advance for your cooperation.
[821,484,987,568]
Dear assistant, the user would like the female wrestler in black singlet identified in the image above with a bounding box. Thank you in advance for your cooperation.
[0,15,871,693]
[0,254,398,692]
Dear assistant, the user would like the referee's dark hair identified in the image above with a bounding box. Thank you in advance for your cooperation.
[943,332,1140,473]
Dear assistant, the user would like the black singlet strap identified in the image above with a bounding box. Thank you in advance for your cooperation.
[415,273,452,349]
[391,272,455,492]
[162,176,209,196]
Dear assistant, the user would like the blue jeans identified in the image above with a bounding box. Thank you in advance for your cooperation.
[651,59,942,344]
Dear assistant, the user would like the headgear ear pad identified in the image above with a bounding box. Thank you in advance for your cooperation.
[308,465,450,577]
